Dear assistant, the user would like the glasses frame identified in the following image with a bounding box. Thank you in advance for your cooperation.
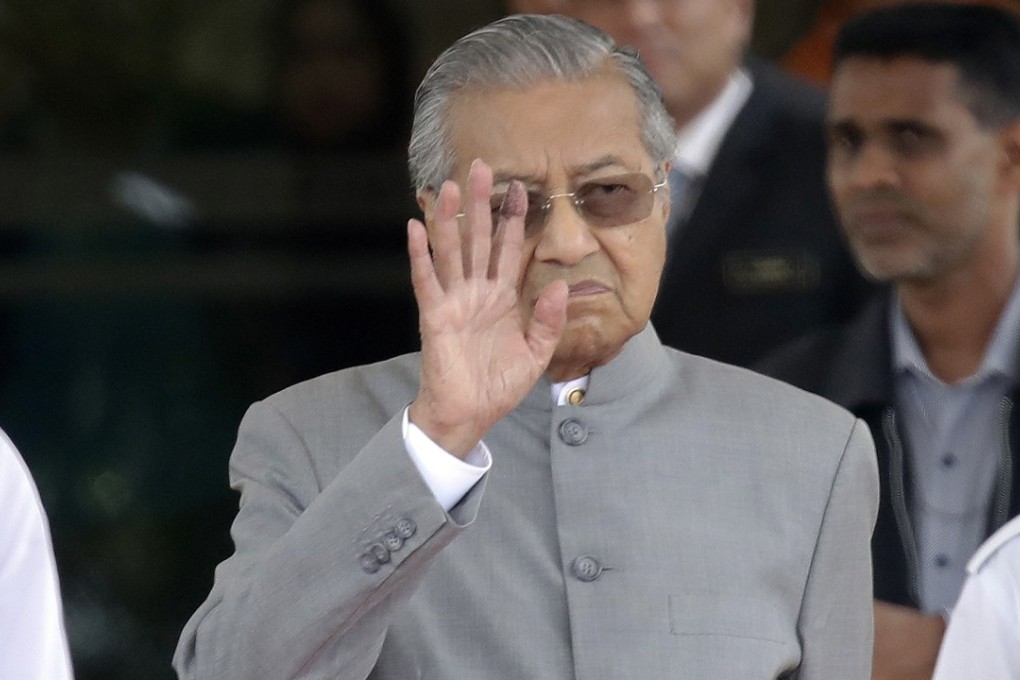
[453,173,669,232]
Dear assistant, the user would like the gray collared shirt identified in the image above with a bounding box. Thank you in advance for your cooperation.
[892,278,1020,613]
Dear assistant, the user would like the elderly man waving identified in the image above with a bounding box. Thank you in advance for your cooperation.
[174,14,878,680]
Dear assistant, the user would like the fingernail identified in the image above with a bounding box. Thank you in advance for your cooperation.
[500,180,526,219]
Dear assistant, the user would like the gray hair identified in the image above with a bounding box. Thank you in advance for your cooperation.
[408,14,677,193]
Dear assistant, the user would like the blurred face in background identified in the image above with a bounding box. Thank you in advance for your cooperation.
[512,0,754,127]
[826,56,1016,285]
[280,0,388,147]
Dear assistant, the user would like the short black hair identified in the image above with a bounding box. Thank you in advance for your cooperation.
[833,2,1020,127]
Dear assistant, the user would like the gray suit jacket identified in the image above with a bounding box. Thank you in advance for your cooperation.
[174,325,879,679]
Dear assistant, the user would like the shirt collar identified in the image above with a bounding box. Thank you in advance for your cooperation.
[673,68,752,177]
[551,376,589,406]
[522,324,671,410]
[891,274,1020,385]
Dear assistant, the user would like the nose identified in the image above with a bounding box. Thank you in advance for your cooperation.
[840,142,900,192]
[533,197,600,266]
[603,0,660,32]
[622,0,661,29]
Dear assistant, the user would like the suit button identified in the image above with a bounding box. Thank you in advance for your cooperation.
[368,542,390,564]
[383,531,403,552]
[558,418,588,446]
[395,517,417,539]
[359,553,381,574]
[571,555,603,582]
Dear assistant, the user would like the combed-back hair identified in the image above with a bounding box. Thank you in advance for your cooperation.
[407,13,676,193]
[833,3,1020,128]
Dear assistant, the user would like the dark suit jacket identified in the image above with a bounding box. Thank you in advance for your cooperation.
[757,293,1020,608]
[652,59,872,368]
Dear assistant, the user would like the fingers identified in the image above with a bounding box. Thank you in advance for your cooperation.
[464,159,495,278]
[422,159,523,291]
[429,180,464,289]
[490,180,526,280]
[407,218,441,308]
[426,159,507,288]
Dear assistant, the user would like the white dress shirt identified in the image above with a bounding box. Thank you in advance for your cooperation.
[673,68,752,179]
[891,276,1020,614]
[0,428,74,680]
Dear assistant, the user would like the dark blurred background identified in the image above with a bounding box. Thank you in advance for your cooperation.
[0,0,858,676]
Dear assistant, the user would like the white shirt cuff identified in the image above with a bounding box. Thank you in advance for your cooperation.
[402,408,491,511]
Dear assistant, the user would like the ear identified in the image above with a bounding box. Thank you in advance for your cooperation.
[998,120,1020,191]
[658,162,672,222]
[732,0,755,45]
[416,189,439,236]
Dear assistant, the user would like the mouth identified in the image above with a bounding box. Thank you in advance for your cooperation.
[846,199,915,237]
[852,210,911,235]
[567,280,612,298]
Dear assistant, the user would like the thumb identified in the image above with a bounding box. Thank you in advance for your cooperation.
[526,279,568,360]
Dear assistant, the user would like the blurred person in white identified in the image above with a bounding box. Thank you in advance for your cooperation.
[932,514,1020,679]
[0,428,74,679]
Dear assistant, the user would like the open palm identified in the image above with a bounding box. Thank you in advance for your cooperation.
[407,160,567,458]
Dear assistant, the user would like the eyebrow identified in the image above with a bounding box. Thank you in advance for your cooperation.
[884,119,941,136]
[491,155,632,187]
[826,117,856,130]
[827,117,941,134]
[574,155,630,176]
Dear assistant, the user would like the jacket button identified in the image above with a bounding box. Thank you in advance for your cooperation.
[571,555,603,582]
[558,418,588,446]
[395,517,417,539]
[383,531,404,552]
[359,553,381,574]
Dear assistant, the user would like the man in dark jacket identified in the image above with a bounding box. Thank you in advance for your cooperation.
[760,5,1020,679]
[509,0,872,368]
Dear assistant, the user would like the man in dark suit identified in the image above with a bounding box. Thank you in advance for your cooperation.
[509,0,872,367]
[760,5,1020,679]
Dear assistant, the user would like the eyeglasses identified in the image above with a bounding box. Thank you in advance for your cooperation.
[456,173,667,235]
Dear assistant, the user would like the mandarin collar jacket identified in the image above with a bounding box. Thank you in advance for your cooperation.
[176,324,879,679]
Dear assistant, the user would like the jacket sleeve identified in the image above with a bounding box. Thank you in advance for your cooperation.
[797,417,880,678]
[173,399,485,680]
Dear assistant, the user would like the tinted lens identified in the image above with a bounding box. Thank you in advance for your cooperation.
[488,194,504,226]
[576,174,655,227]
[524,193,548,235]
[487,173,659,234]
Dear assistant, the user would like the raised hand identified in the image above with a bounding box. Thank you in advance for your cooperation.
[407,159,568,458]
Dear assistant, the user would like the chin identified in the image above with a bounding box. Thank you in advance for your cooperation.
[855,252,934,283]
[555,319,632,369]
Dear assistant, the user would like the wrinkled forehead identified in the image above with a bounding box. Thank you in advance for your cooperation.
[444,68,655,185]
